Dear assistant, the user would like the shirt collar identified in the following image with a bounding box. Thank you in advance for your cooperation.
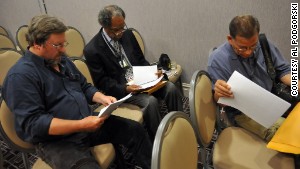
[102,28,114,43]
[25,50,67,68]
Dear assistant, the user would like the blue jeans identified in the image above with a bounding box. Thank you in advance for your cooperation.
[35,115,152,169]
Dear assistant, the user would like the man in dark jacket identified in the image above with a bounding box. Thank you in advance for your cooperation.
[84,5,183,140]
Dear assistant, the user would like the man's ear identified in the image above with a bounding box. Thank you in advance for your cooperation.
[227,35,233,45]
[33,43,43,50]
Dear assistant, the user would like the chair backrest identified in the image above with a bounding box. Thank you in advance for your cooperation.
[0,34,16,50]
[189,72,295,169]
[65,26,85,58]
[189,70,216,147]
[72,58,94,85]
[0,26,9,37]
[151,111,198,169]
[16,25,29,53]
[0,49,22,85]
[0,101,35,153]
[129,28,145,55]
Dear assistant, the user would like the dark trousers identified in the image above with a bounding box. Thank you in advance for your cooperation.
[126,81,183,140]
[35,115,152,169]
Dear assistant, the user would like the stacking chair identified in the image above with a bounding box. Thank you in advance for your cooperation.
[72,58,143,123]
[0,49,22,86]
[0,26,9,37]
[65,26,85,58]
[16,25,29,53]
[129,28,145,55]
[0,99,116,169]
[189,70,295,169]
[0,52,116,169]
[128,28,183,93]
[151,111,198,169]
[0,34,16,50]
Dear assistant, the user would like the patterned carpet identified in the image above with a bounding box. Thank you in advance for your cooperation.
[0,96,216,169]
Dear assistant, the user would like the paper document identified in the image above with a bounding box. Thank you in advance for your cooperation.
[133,65,158,85]
[139,76,163,89]
[98,93,132,117]
[218,71,291,128]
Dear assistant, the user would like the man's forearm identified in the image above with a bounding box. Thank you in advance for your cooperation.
[48,118,83,135]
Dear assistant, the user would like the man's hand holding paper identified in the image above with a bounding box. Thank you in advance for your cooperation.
[131,65,164,89]
[218,71,291,128]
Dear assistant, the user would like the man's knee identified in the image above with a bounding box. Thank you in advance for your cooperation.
[147,95,159,107]
[165,82,177,93]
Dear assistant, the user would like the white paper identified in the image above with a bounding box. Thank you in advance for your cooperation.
[133,65,158,85]
[98,93,132,117]
[139,76,163,89]
[218,71,291,128]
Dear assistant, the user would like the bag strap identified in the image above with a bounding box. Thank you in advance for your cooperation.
[259,33,276,81]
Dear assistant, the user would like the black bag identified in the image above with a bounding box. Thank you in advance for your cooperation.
[259,34,300,115]
[158,53,171,71]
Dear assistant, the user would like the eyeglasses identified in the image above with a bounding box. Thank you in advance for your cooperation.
[47,41,69,49]
[234,45,258,53]
[109,23,128,36]
[232,40,258,53]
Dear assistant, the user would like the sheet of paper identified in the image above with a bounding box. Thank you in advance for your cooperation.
[133,65,158,85]
[218,71,291,128]
[98,93,132,117]
[139,76,163,89]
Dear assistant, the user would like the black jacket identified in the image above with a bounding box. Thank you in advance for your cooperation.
[84,28,149,99]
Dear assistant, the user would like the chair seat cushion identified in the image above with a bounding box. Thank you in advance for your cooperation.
[91,143,115,169]
[32,158,52,169]
[32,143,115,169]
[213,127,294,169]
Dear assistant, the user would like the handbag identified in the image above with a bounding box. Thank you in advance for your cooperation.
[259,34,300,115]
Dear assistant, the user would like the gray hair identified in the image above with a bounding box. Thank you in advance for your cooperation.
[98,5,125,28]
[26,15,68,46]
[229,15,260,39]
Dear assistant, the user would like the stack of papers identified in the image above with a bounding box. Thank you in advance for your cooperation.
[218,71,291,128]
[98,93,132,117]
[132,65,163,89]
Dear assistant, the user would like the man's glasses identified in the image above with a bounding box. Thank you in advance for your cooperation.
[110,23,128,36]
[47,41,69,49]
[232,39,258,53]
[234,45,258,53]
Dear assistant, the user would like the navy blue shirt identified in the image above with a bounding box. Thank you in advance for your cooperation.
[2,51,98,144]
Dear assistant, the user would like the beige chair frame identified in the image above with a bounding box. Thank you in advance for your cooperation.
[72,58,143,123]
[0,49,22,86]
[189,70,295,169]
[0,26,9,37]
[16,25,29,53]
[0,34,16,50]
[151,111,198,169]
[65,26,85,58]
[128,28,145,55]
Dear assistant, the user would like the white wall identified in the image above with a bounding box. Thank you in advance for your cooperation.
[0,0,298,83]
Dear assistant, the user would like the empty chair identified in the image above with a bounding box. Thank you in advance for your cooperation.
[72,58,143,123]
[151,111,198,169]
[0,34,16,50]
[129,28,145,55]
[65,26,85,58]
[0,26,9,37]
[189,70,295,169]
[0,49,22,86]
[16,25,29,53]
